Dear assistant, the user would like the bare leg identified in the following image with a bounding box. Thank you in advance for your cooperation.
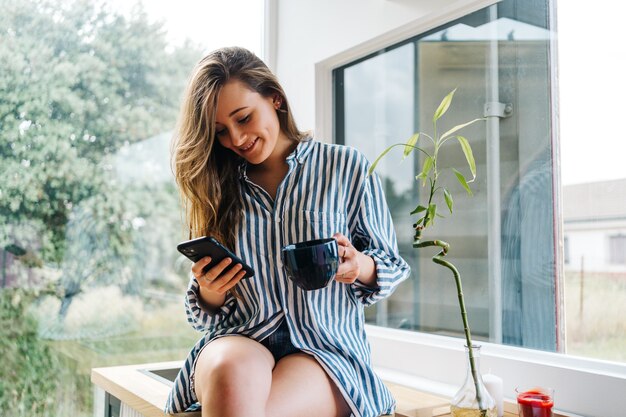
[265,353,351,417]
[194,336,275,417]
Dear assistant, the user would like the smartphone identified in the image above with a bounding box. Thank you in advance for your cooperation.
[177,236,254,279]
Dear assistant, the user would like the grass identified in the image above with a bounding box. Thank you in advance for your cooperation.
[52,297,200,367]
[1,288,201,417]
[564,270,626,362]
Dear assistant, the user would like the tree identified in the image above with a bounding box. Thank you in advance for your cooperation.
[0,0,202,309]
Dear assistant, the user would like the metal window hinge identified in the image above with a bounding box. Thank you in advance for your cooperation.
[484,102,513,118]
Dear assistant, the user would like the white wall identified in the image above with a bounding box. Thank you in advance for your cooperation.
[273,0,466,137]
[565,221,626,272]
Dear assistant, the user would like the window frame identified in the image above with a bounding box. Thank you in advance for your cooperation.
[314,1,626,415]
[608,234,626,265]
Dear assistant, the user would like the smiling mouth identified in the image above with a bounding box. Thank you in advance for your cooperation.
[239,138,258,152]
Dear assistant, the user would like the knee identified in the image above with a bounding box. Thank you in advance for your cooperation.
[196,348,250,387]
[193,337,272,402]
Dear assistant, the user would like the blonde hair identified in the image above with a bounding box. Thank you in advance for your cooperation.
[172,47,308,250]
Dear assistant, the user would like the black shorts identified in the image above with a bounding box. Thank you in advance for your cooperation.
[260,319,301,362]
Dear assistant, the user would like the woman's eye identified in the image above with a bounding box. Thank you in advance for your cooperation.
[238,115,250,124]
[215,129,226,137]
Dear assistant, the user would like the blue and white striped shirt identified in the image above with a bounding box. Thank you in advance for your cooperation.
[166,138,410,417]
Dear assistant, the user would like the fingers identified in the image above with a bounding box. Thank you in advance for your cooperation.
[335,270,357,283]
[339,245,352,263]
[202,257,234,281]
[332,235,360,284]
[332,233,352,263]
[191,256,212,278]
[332,232,350,248]
[212,267,247,294]
[193,257,246,293]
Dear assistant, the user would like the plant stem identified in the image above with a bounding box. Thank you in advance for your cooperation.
[413,228,486,414]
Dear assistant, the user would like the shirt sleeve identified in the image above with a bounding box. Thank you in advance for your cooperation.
[348,153,411,307]
[184,274,237,332]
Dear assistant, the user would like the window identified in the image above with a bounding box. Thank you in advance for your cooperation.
[335,0,559,351]
[609,235,626,265]
[316,0,626,414]
[0,1,263,415]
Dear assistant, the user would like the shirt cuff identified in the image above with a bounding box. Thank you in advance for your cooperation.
[186,277,236,331]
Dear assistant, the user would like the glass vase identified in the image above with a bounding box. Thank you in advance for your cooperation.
[450,345,497,417]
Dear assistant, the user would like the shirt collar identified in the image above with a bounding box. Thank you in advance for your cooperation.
[238,137,314,179]
[287,137,314,164]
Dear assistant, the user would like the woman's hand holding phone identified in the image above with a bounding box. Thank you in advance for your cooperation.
[192,255,248,294]
[178,236,254,310]
[178,236,254,279]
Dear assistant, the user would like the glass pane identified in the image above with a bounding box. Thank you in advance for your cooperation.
[559,0,626,363]
[0,1,263,415]
[343,44,416,327]
[337,0,559,351]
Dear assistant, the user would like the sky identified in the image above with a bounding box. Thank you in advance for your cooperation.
[106,0,264,55]
[557,0,626,185]
[105,0,626,186]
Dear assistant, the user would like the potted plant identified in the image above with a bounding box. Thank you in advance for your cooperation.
[368,89,495,417]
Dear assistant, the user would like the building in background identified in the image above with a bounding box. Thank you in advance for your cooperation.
[563,179,626,273]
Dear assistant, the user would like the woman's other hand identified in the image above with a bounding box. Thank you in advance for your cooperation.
[332,233,377,287]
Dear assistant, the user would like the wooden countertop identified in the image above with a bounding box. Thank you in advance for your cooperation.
[92,361,523,417]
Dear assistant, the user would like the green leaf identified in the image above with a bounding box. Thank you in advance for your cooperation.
[456,136,476,179]
[453,168,473,195]
[443,188,453,213]
[425,204,437,227]
[440,118,484,141]
[433,88,457,123]
[403,133,420,159]
[410,204,427,215]
[368,144,397,176]
[415,173,428,190]
[419,156,433,186]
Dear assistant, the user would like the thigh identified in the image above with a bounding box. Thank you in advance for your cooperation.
[193,336,275,408]
[265,353,351,417]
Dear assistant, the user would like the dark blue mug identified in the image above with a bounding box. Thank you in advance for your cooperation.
[281,238,339,291]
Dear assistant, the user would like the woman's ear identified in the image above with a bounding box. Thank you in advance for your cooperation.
[273,95,282,109]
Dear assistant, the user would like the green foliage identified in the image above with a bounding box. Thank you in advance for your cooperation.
[0,289,65,416]
[0,0,201,266]
[370,90,489,412]
[0,0,203,413]
[368,89,483,231]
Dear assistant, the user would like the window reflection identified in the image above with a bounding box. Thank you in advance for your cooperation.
[0,0,263,414]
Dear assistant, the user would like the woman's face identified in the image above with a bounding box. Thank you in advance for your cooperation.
[214,79,283,165]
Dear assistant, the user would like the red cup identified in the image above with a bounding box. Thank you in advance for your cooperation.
[516,387,554,417]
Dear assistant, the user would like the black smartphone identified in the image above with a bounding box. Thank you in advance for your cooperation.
[177,236,254,279]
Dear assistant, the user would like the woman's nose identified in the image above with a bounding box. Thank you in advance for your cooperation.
[230,127,248,146]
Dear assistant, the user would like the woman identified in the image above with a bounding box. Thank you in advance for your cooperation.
[166,46,410,417]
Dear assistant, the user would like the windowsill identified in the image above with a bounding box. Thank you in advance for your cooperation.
[375,366,580,417]
[367,324,626,417]
[92,360,574,417]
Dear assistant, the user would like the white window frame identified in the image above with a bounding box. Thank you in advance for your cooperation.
[608,234,626,265]
[314,1,626,416]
